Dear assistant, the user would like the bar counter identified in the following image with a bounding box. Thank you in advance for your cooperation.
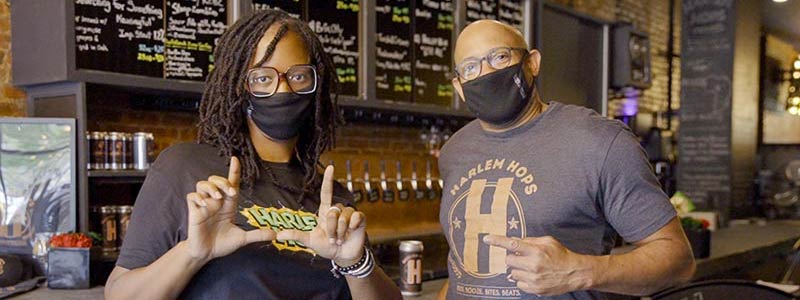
[10,221,800,299]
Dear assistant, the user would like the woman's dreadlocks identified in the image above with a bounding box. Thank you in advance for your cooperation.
[197,10,340,201]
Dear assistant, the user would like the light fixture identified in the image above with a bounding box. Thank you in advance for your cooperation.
[795,60,800,69]
[789,106,799,115]
[794,71,800,79]
[793,97,800,106]
[791,86,797,93]
[774,0,788,3]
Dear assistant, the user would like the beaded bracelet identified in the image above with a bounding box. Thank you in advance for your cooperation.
[330,246,375,279]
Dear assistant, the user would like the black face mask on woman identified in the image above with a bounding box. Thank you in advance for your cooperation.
[461,62,535,126]
[247,93,314,141]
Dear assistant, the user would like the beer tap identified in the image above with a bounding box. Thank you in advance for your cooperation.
[426,160,439,200]
[346,160,363,203]
[364,161,380,202]
[412,161,426,201]
[345,160,353,192]
[380,160,395,202]
[396,160,411,201]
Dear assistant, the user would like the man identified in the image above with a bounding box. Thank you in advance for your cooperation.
[436,20,695,299]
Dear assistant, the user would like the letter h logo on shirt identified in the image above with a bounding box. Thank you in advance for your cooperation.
[463,178,513,275]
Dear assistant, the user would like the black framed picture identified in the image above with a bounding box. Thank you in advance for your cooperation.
[0,118,77,256]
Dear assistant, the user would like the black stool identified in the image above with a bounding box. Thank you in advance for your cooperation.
[651,280,795,300]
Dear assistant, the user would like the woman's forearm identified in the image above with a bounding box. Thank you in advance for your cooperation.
[105,241,208,300]
[346,267,403,300]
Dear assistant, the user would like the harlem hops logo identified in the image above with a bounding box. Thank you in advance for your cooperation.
[240,205,318,253]
[448,177,527,278]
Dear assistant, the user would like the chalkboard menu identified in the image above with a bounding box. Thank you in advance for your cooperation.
[677,0,736,211]
[165,1,227,80]
[75,0,164,77]
[375,0,413,102]
[74,0,227,81]
[465,0,497,23]
[414,0,454,106]
[253,0,360,97]
[308,0,360,97]
[498,0,524,32]
[252,0,303,20]
[465,0,523,32]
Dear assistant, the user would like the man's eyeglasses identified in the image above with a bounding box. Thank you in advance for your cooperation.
[246,64,318,98]
[454,47,528,82]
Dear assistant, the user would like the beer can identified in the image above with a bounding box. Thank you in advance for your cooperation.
[100,206,118,252]
[117,206,133,247]
[87,131,106,170]
[105,132,125,170]
[400,240,424,296]
[132,132,153,170]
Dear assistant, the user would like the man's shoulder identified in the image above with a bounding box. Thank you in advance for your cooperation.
[551,102,626,140]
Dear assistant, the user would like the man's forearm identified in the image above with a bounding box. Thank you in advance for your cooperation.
[584,238,696,296]
[105,241,208,300]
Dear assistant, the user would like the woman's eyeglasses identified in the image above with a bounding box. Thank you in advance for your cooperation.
[246,64,318,98]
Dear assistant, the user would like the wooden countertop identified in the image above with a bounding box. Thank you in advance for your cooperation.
[695,220,800,279]
[11,221,800,299]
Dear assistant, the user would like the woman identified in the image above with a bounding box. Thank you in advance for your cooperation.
[104,10,402,300]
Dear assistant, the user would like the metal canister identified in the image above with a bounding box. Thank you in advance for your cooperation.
[399,240,424,296]
[132,132,153,170]
[105,132,125,170]
[87,131,106,170]
[117,206,133,247]
[100,206,118,252]
[123,133,133,169]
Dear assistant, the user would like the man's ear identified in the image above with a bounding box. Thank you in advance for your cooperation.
[452,77,465,102]
[525,49,542,80]
[525,49,541,77]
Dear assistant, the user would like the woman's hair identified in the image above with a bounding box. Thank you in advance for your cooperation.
[197,9,340,200]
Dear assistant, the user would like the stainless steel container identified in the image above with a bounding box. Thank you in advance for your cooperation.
[132,132,153,170]
[399,240,424,296]
[105,132,125,170]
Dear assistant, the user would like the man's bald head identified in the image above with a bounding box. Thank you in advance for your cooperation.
[449,19,542,118]
[454,20,528,64]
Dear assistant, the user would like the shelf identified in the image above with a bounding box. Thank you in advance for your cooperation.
[338,96,474,119]
[74,70,205,96]
[88,170,148,178]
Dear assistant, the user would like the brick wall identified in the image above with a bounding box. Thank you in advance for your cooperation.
[0,0,25,117]
[85,86,199,153]
[84,84,433,157]
[552,0,681,115]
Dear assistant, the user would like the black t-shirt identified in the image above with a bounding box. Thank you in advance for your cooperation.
[117,143,355,300]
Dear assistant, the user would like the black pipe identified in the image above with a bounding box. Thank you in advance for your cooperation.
[666,0,676,130]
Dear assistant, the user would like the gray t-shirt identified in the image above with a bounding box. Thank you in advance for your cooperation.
[438,102,676,300]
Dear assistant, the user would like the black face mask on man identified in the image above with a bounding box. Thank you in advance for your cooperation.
[461,62,534,126]
[247,93,314,141]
